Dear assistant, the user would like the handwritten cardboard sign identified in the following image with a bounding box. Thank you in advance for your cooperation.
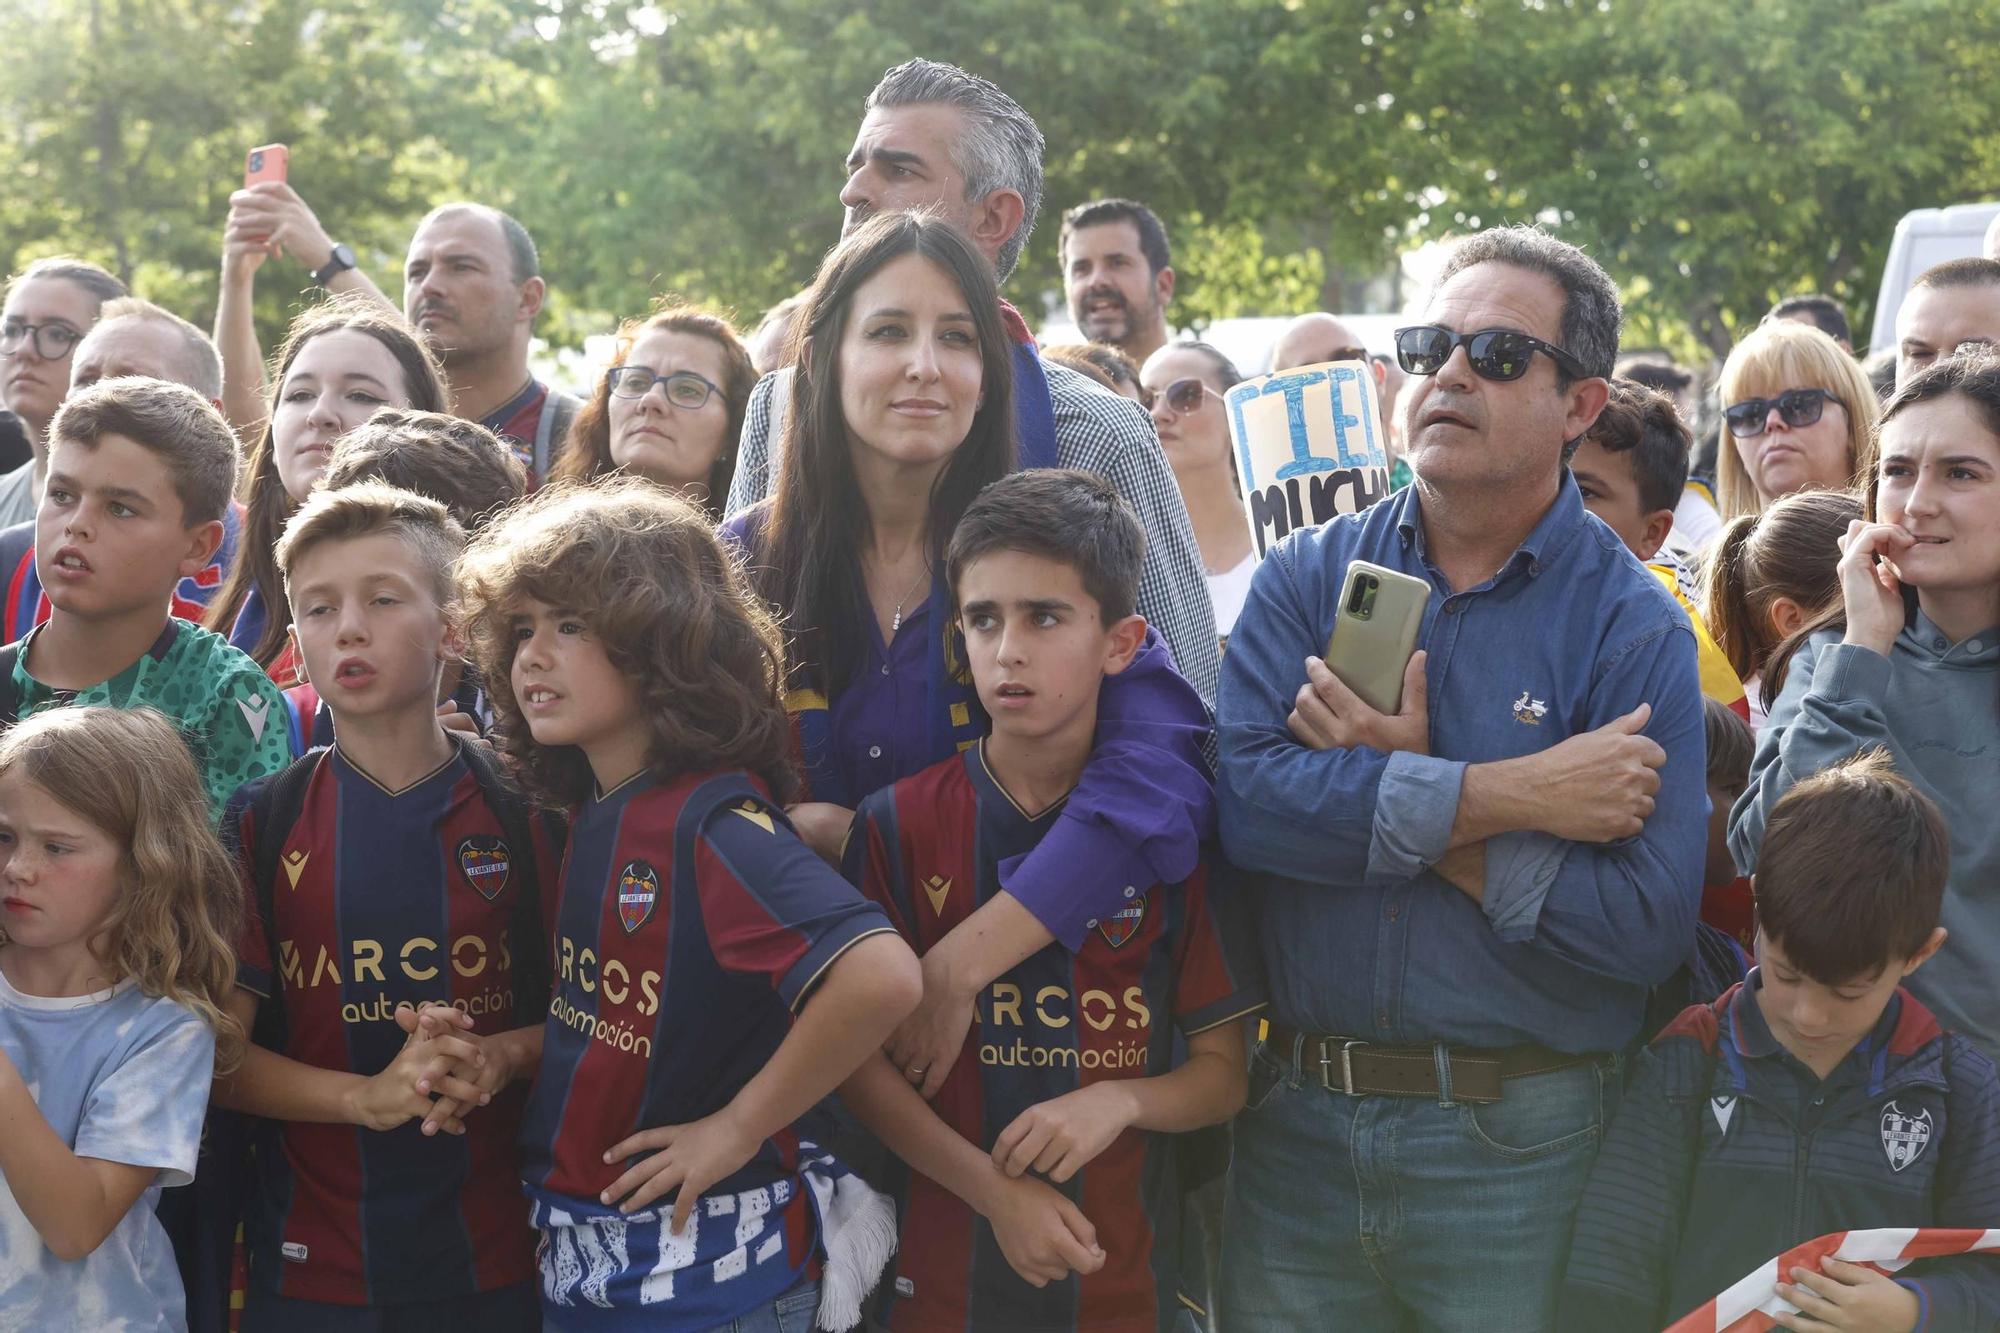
[1226,359,1390,559]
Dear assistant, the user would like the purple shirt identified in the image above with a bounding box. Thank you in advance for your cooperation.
[724,513,1216,950]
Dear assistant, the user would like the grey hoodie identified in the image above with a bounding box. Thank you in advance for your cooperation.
[1730,610,2000,1059]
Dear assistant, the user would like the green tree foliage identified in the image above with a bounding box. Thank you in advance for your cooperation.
[3,0,1997,359]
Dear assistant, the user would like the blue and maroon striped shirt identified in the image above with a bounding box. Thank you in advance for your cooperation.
[230,743,560,1305]
[520,767,894,1330]
[846,743,1265,1332]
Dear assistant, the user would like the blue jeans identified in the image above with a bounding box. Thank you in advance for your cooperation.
[1218,1038,1620,1331]
[544,1277,818,1333]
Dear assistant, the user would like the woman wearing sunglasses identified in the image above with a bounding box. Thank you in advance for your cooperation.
[548,302,756,517]
[1715,320,1878,522]
[1141,341,1253,636]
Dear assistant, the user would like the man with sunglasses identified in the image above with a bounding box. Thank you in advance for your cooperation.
[1216,225,1706,1331]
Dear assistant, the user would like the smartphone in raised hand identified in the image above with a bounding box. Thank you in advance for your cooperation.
[244,143,288,188]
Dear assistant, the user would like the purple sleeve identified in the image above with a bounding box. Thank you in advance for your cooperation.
[998,627,1215,949]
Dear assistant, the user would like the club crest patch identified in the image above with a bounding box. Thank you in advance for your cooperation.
[1097,896,1146,949]
[617,860,661,934]
[1880,1101,1932,1173]
[456,836,512,901]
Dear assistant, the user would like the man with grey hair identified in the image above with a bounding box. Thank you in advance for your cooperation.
[1215,225,1705,1328]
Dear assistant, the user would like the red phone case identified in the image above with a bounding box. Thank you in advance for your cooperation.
[244,143,289,187]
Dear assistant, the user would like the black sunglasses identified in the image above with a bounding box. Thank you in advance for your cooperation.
[1143,377,1211,414]
[1393,324,1590,383]
[1723,387,1838,437]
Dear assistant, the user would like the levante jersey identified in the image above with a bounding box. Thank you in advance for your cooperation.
[520,767,896,1332]
[0,502,245,644]
[846,744,1266,1333]
[229,742,560,1306]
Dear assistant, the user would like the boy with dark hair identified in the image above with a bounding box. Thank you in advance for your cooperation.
[1574,378,1749,719]
[1561,750,2000,1332]
[841,468,1264,1332]
[280,411,526,751]
[1,376,289,818]
[215,481,559,1332]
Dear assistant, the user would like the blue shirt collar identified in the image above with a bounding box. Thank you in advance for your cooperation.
[1394,470,1590,585]
[1728,967,1903,1078]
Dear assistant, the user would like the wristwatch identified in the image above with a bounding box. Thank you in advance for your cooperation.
[312,243,357,288]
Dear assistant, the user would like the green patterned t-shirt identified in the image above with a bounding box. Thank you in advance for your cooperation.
[12,619,292,824]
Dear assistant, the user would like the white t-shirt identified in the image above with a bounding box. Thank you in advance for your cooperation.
[1672,483,1723,554]
[1207,553,1256,638]
[0,968,214,1332]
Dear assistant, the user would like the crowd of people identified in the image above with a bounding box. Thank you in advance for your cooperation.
[0,52,1996,1333]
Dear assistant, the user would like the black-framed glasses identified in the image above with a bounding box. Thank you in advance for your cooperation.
[1723,387,1839,438]
[0,319,84,361]
[1393,324,1590,383]
[606,365,722,408]
[1143,377,1212,414]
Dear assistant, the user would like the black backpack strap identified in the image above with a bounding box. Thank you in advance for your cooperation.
[244,753,322,1043]
[455,737,560,1017]
[0,641,21,727]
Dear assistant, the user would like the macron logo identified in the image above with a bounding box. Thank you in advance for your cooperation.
[237,692,270,744]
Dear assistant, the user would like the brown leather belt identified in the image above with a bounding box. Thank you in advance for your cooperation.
[1264,1022,1600,1104]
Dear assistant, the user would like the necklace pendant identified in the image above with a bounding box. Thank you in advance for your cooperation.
[892,608,904,635]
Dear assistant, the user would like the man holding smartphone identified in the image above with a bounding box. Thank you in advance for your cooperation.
[1214,225,1706,1331]
[218,179,578,483]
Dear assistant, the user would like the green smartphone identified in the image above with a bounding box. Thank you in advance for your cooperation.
[1324,560,1431,714]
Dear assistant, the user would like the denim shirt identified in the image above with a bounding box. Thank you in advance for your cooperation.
[1217,476,1706,1053]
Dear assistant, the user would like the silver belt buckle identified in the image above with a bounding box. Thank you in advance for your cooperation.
[1318,1038,1369,1094]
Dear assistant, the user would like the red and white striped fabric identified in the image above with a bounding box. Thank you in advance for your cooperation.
[1667,1227,2000,1332]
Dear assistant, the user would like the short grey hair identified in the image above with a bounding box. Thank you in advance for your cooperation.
[89,297,223,401]
[866,59,1046,283]
[1432,225,1622,385]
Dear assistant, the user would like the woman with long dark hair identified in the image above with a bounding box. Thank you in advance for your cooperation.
[726,211,1213,1093]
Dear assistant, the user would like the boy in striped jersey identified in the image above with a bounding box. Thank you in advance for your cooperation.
[217,483,559,1331]
[840,470,1264,1332]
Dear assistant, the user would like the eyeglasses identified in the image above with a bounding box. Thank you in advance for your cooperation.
[1723,387,1839,437]
[1143,377,1212,414]
[606,365,721,408]
[1327,345,1369,365]
[0,319,84,361]
[1393,324,1590,383]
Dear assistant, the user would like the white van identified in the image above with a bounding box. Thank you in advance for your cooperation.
[1868,202,2000,353]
